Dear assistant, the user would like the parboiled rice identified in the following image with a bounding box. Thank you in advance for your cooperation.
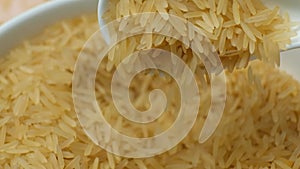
[0,0,299,168]
[104,0,296,72]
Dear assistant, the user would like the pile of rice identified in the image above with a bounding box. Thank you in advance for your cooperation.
[0,0,300,169]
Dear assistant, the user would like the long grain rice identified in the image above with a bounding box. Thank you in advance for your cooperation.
[109,0,295,70]
[0,0,299,168]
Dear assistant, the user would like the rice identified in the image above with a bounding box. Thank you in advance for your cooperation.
[104,0,296,70]
[0,0,299,168]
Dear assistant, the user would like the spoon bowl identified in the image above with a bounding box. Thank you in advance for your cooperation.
[97,0,300,81]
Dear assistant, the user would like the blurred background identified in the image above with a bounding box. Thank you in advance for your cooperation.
[0,0,46,23]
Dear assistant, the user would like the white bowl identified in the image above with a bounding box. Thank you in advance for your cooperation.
[0,0,299,81]
[0,0,98,56]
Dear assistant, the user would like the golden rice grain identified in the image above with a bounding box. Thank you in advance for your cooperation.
[0,0,298,168]
[233,0,241,24]
[105,0,296,71]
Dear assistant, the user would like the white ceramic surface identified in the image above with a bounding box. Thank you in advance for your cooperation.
[0,0,98,57]
[0,0,299,81]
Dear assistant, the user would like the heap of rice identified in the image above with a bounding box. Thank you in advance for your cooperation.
[0,0,299,168]
[0,13,300,169]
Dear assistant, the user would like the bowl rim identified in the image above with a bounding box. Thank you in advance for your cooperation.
[0,0,98,56]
